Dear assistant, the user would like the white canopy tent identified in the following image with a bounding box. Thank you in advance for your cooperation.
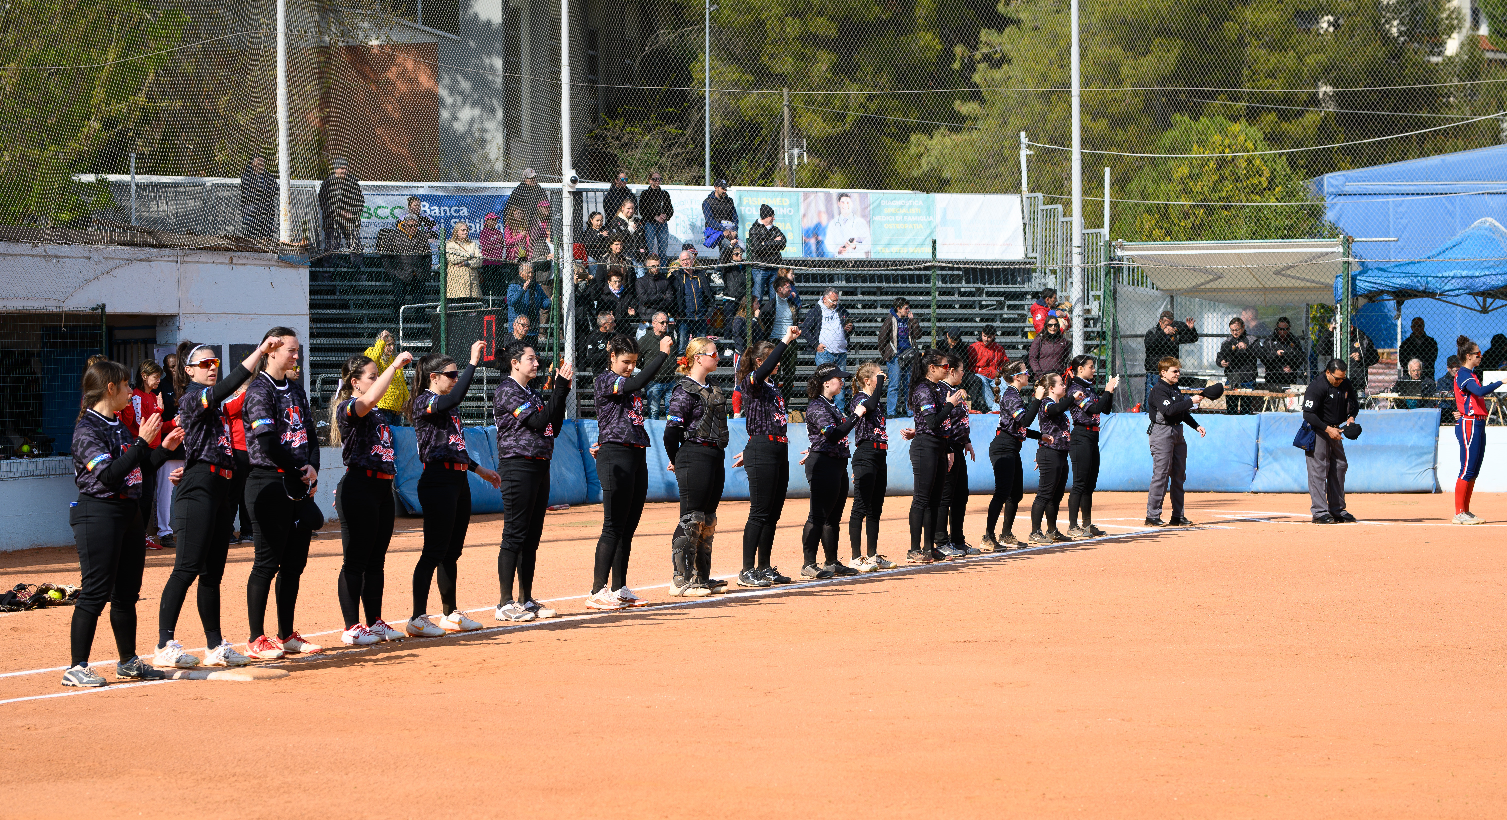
[1117,239,1345,305]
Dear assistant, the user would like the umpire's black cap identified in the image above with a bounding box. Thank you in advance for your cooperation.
[1200,383,1225,400]
[1343,422,1362,440]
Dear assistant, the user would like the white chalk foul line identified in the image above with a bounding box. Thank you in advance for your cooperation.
[0,524,1197,704]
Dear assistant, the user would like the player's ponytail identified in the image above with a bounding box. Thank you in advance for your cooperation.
[1066,354,1094,377]
[329,354,374,447]
[79,359,131,420]
[1458,335,1479,360]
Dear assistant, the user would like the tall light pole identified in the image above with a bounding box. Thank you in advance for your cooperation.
[1069,0,1084,356]
[704,0,712,186]
[276,0,291,245]
[561,0,576,386]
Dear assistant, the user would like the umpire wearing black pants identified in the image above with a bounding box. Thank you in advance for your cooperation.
[1302,359,1359,524]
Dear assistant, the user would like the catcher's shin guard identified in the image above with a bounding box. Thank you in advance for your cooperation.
[671,512,706,595]
[695,514,717,584]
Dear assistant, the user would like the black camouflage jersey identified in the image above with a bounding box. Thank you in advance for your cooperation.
[336,397,396,473]
[72,410,146,499]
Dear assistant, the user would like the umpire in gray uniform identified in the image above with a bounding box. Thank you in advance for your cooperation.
[1144,356,1207,526]
[1302,358,1359,524]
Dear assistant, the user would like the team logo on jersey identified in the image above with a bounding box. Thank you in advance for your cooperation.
[448,414,467,451]
[281,405,308,448]
[286,405,304,429]
[628,395,645,426]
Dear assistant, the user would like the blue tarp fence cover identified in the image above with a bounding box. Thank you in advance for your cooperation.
[382,410,1441,514]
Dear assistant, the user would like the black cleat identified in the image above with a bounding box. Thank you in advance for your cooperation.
[906,549,934,564]
[800,563,834,580]
[115,656,166,681]
[1312,513,1335,524]
[1047,529,1073,543]
[1334,511,1357,523]
[823,562,861,577]
[762,566,793,585]
[737,568,772,588]
[1167,516,1195,527]
[1143,517,1164,527]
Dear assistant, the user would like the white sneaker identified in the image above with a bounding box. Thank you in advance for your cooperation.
[281,632,323,654]
[153,640,200,669]
[1454,512,1484,525]
[495,601,536,622]
[614,586,648,607]
[441,610,482,632]
[405,615,444,638]
[872,554,897,570]
[522,599,557,619]
[341,624,380,646]
[585,587,626,611]
[852,556,877,573]
[203,640,252,667]
[368,619,404,641]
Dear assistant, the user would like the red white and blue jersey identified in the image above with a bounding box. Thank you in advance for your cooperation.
[1454,370,1498,420]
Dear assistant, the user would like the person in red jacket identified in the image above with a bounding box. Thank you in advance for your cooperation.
[1029,288,1071,336]
[968,324,1009,410]
[120,361,165,548]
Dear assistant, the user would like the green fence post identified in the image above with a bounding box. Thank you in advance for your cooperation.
[746,263,754,352]
[929,239,938,343]
[438,246,448,356]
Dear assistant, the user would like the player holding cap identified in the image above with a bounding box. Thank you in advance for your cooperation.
[1144,357,1206,527]
[1302,358,1360,524]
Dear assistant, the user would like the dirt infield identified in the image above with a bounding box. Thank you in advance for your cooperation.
[2,491,1505,818]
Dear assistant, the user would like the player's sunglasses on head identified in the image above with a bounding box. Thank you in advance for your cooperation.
[192,358,220,370]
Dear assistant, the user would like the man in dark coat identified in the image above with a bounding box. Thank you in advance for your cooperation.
[240,156,277,240]
[318,157,364,253]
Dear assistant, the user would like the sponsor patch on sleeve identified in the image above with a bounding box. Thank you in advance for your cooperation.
[666,414,684,425]
[85,453,111,471]
[512,402,534,418]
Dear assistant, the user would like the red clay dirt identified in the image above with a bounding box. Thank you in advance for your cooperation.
[1,491,1504,818]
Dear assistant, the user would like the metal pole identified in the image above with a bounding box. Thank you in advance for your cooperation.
[1103,167,1111,232]
[1019,132,1031,259]
[783,88,792,187]
[1068,0,1084,357]
[1337,234,1352,372]
[561,0,576,415]
[930,238,938,343]
[94,303,107,356]
[438,246,448,356]
[129,154,137,226]
[704,0,711,187]
[276,0,292,245]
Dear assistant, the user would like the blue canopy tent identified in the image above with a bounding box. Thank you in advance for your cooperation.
[1319,146,1507,375]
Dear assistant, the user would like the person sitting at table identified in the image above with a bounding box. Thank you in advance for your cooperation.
[1395,358,1435,409]
[1217,317,1260,415]
[1262,317,1306,389]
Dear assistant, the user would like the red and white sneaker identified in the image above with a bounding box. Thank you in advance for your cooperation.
[145,535,164,550]
[615,586,649,607]
[280,632,323,654]
[368,619,404,641]
[246,635,285,660]
[341,624,379,646]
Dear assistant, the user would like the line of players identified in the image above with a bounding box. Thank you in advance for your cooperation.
[58,328,1496,687]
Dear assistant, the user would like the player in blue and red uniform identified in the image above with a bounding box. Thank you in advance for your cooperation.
[1452,335,1502,524]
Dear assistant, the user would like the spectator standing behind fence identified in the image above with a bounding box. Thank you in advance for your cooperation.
[1316,320,1378,394]
[639,171,673,261]
[363,331,410,427]
[595,268,636,326]
[510,315,535,348]
[1029,316,1070,379]
[1239,308,1269,339]
[1398,318,1438,377]
[824,193,871,258]
[1262,317,1306,388]
[318,158,364,253]
[507,167,548,223]
[1479,333,1507,371]
[639,312,678,418]
[583,212,610,268]
[747,204,786,300]
[529,201,555,279]
[507,262,551,337]
[970,324,1008,411]
[671,249,714,347]
[240,156,276,240]
[801,288,854,412]
[637,255,674,325]
[719,245,749,332]
[1143,311,1199,408]
[1438,355,1461,424]
[1029,288,1071,335]
[445,222,483,300]
[479,212,506,281]
[762,274,801,345]
[877,297,920,416]
[1218,317,1260,414]
[503,206,531,261]
[602,168,638,226]
[609,201,646,279]
[583,312,617,371]
[702,179,737,242]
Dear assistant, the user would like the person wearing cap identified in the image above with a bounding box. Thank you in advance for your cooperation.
[507,167,547,217]
[800,361,875,579]
[1143,311,1199,409]
[800,288,854,412]
[1302,358,1360,524]
[702,179,738,236]
[318,157,364,253]
[1145,356,1206,527]
[639,170,673,260]
[747,204,786,301]
[824,192,871,258]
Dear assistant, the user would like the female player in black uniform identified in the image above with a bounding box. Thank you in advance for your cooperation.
[62,360,182,687]
[731,326,801,589]
[330,348,414,645]
[152,339,281,669]
[1065,355,1118,539]
[848,362,893,571]
[492,343,572,622]
[933,353,979,557]
[981,362,1042,551]
[664,337,729,597]
[1028,372,1074,545]
[802,363,876,578]
[243,327,325,659]
[406,341,501,637]
[907,351,968,564]
[587,333,674,610]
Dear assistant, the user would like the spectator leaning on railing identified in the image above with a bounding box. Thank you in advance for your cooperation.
[969,324,1008,410]
[800,288,854,412]
[318,158,364,252]
[1143,311,1199,407]
[877,297,920,416]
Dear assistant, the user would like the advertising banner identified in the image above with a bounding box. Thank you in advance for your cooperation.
[935,193,1025,260]
[734,188,801,256]
[868,193,934,258]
